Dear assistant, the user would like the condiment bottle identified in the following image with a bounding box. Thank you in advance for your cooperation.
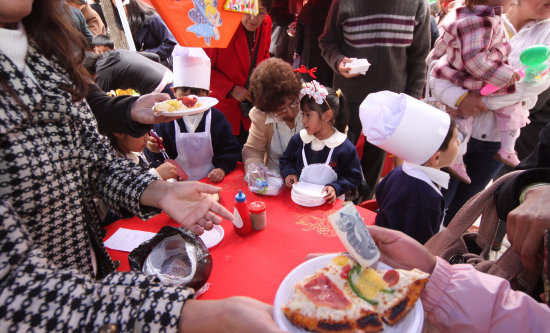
[249,201,267,230]
[233,190,252,235]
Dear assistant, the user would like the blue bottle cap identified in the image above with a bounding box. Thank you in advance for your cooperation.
[235,190,246,202]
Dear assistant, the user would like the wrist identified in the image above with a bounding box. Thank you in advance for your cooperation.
[520,183,550,204]
[455,92,469,107]
[140,179,169,208]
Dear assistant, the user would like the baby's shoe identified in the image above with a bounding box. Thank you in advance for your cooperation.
[494,148,520,167]
[447,162,471,184]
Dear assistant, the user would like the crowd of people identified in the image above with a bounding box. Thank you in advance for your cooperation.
[1,0,550,331]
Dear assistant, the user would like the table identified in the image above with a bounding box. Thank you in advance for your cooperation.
[104,163,376,304]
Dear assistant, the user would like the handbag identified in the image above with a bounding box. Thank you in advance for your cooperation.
[240,23,264,118]
[424,170,540,295]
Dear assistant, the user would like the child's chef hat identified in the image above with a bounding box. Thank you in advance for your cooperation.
[359,91,450,165]
[172,46,211,90]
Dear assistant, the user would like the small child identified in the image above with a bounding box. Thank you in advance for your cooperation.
[279,81,363,204]
[99,129,177,226]
[360,91,460,244]
[145,46,241,182]
[427,0,528,183]
[92,34,114,54]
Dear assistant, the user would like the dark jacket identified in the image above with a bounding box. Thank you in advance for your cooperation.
[135,13,177,68]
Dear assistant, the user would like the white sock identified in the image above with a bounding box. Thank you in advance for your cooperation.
[499,130,519,153]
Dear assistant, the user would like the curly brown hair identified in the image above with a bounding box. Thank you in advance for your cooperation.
[249,58,302,112]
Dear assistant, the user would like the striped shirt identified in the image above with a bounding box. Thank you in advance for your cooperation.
[343,13,416,48]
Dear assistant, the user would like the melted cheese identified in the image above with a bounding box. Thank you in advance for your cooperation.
[356,267,387,299]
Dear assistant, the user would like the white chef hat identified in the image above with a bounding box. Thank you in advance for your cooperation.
[172,46,211,90]
[359,91,451,165]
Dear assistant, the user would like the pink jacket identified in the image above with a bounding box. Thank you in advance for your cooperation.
[421,257,549,332]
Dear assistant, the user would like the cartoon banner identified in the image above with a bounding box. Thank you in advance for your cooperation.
[150,0,243,48]
[224,0,259,15]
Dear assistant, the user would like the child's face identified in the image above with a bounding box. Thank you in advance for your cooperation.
[438,127,460,168]
[94,45,112,54]
[116,133,150,154]
[174,87,208,98]
[301,104,325,136]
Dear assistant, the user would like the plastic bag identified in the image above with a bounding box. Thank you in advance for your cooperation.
[128,226,212,290]
[245,162,284,196]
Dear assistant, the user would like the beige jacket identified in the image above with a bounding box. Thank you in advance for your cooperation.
[242,107,274,172]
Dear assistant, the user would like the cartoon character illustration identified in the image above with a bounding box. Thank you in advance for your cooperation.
[187,0,222,45]
[336,212,378,260]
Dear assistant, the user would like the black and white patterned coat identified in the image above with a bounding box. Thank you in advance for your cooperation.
[0,42,192,331]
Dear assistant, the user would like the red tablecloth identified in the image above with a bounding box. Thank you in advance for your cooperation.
[104,163,376,303]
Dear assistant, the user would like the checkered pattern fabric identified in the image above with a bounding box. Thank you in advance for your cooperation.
[427,5,516,94]
[0,42,191,330]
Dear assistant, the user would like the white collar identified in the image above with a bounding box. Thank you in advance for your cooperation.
[299,129,347,151]
[401,161,450,195]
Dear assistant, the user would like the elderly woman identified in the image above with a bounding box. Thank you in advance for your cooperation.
[243,58,303,173]
[429,0,550,225]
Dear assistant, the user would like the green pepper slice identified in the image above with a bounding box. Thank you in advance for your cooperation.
[347,264,379,305]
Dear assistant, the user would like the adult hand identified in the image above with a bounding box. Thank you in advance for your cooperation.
[230,86,251,103]
[323,185,336,204]
[155,162,178,180]
[506,184,550,272]
[367,225,437,274]
[179,297,283,333]
[449,92,488,118]
[285,174,298,188]
[130,92,184,124]
[208,168,226,183]
[140,180,232,235]
[337,57,360,79]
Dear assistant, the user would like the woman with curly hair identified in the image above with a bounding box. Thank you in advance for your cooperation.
[243,57,303,173]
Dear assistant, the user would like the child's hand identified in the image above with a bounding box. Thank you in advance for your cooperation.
[506,72,522,86]
[147,136,162,153]
[156,162,178,180]
[208,168,226,183]
[323,185,336,204]
[285,175,298,188]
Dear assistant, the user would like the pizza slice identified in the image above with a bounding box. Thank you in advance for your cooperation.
[374,268,429,326]
[283,255,383,333]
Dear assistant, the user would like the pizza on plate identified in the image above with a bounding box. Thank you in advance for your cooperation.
[154,95,202,113]
[282,255,429,333]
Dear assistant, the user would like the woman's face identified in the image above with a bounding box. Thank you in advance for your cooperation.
[516,0,550,20]
[0,0,33,28]
[272,96,300,122]
[241,4,267,31]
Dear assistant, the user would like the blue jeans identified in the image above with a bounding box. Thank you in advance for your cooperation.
[442,138,504,226]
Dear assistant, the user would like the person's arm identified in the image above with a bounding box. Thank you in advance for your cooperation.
[429,77,488,117]
[211,110,241,174]
[326,141,363,196]
[203,47,241,101]
[141,14,177,62]
[404,0,431,99]
[242,108,269,172]
[318,0,346,73]
[0,200,191,332]
[422,257,550,333]
[366,226,550,333]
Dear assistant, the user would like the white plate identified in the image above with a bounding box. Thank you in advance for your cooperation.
[199,224,224,248]
[154,96,219,116]
[291,189,325,207]
[273,254,424,333]
[292,182,325,198]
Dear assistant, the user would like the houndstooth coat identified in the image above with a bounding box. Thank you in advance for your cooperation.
[0,41,192,331]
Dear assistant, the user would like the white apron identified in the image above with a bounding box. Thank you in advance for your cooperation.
[299,144,344,200]
[173,110,214,180]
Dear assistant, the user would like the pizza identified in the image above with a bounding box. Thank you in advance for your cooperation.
[154,96,202,113]
[282,255,429,332]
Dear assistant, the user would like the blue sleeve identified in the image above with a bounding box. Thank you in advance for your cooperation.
[210,109,241,173]
[327,140,363,196]
[144,121,176,167]
[142,14,177,62]
[279,134,302,178]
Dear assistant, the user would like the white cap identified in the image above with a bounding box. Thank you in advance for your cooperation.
[359,91,451,165]
[172,46,211,90]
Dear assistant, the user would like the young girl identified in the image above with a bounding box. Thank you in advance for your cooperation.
[279,81,363,204]
[427,0,528,183]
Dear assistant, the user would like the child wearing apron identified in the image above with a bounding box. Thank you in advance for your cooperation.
[279,81,363,204]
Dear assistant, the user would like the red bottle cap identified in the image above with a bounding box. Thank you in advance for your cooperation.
[248,201,266,213]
